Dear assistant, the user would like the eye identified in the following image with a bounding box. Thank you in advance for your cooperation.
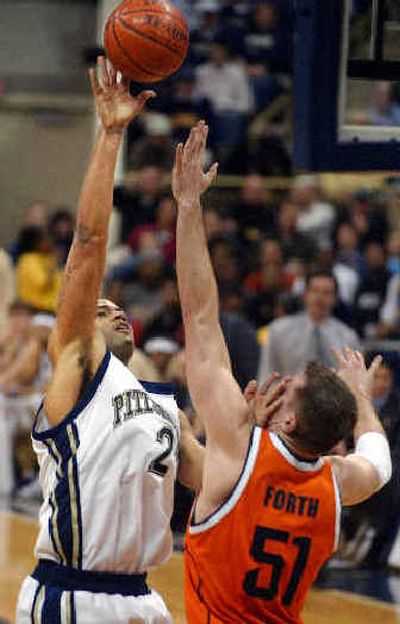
[96,310,107,318]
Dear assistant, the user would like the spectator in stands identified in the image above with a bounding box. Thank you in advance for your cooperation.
[219,0,252,28]
[113,165,164,242]
[143,336,179,383]
[195,40,251,161]
[349,189,388,247]
[387,230,400,276]
[243,2,291,111]
[274,199,316,264]
[129,113,174,171]
[291,175,336,250]
[0,313,53,498]
[360,358,400,569]
[9,201,49,263]
[209,236,241,289]
[127,195,176,265]
[233,174,276,244]
[16,226,62,314]
[245,239,294,328]
[376,271,400,338]
[162,70,213,144]
[367,82,400,127]
[142,277,184,345]
[190,1,223,65]
[0,301,33,375]
[354,242,391,338]
[335,221,364,275]
[108,249,166,324]
[0,248,15,339]
[258,270,360,381]
[49,207,74,267]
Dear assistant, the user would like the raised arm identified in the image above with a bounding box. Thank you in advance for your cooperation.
[173,122,253,455]
[328,348,392,506]
[46,58,154,425]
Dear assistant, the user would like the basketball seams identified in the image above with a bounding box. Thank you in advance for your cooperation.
[118,15,188,59]
[110,17,164,80]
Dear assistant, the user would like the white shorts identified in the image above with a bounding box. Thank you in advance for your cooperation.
[17,575,173,624]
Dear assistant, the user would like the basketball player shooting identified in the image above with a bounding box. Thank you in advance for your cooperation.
[173,121,392,624]
[16,57,180,624]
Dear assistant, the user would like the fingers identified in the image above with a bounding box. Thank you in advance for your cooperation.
[205,162,219,185]
[244,380,258,403]
[369,354,383,376]
[89,68,102,96]
[258,373,280,396]
[98,55,110,88]
[136,89,157,112]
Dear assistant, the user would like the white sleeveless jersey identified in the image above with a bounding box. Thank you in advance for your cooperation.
[31,350,180,574]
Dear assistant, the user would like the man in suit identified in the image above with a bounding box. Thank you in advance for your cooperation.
[258,270,360,381]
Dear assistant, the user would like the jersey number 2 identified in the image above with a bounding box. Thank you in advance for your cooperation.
[243,526,311,606]
[149,427,174,477]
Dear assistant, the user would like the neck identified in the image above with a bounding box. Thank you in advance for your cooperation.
[278,433,319,462]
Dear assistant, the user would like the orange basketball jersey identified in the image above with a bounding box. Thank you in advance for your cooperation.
[184,428,340,624]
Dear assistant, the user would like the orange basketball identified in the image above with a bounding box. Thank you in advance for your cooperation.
[104,0,190,83]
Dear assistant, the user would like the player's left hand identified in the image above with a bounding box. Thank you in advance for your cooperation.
[244,374,289,428]
[89,56,156,132]
[332,346,381,399]
[172,120,218,204]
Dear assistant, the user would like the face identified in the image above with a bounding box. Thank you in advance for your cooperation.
[242,175,265,205]
[279,202,298,230]
[337,223,358,250]
[95,300,134,365]
[304,276,336,322]
[254,3,276,29]
[372,365,393,399]
[364,243,385,271]
[210,43,228,65]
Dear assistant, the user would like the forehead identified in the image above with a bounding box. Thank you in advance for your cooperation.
[96,299,121,313]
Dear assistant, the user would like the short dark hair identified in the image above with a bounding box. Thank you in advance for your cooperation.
[293,362,357,456]
[306,270,338,295]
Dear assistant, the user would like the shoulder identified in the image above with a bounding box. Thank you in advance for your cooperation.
[269,313,306,335]
[329,317,358,341]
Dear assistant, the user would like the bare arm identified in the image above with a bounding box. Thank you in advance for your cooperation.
[328,348,390,506]
[0,337,41,388]
[173,123,249,454]
[46,58,154,425]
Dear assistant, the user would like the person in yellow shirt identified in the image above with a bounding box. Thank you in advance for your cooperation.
[16,226,62,313]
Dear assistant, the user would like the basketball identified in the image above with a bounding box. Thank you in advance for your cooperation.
[104,0,190,83]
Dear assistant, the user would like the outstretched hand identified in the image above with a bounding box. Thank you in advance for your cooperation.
[332,346,381,399]
[244,374,289,428]
[172,120,218,204]
[89,56,155,132]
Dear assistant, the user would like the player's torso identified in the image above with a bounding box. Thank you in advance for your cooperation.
[185,428,340,624]
[33,351,180,574]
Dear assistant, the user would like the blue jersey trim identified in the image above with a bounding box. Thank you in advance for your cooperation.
[139,380,175,395]
[32,350,111,442]
[32,560,150,597]
[42,585,62,623]
[30,581,42,623]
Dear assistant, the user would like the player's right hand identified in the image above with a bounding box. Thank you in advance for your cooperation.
[332,346,382,399]
[89,56,155,132]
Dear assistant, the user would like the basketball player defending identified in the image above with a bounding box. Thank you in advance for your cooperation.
[172,122,392,624]
[16,57,183,624]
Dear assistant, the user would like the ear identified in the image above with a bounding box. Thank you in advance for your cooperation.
[282,411,297,434]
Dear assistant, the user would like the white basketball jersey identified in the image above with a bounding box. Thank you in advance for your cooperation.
[31,351,180,574]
